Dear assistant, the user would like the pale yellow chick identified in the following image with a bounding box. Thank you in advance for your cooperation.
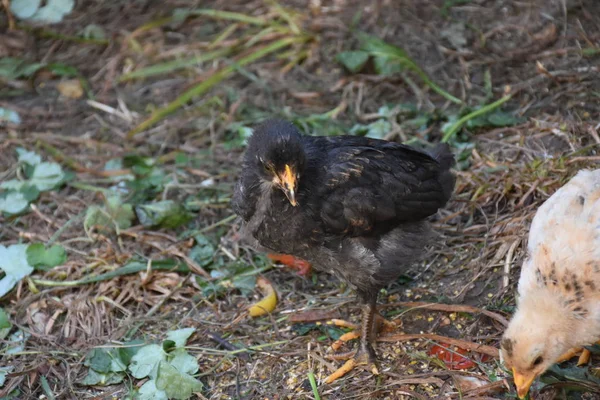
[501,169,600,398]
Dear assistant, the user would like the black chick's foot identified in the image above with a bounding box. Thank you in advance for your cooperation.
[328,314,400,352]
[324,342,379,384]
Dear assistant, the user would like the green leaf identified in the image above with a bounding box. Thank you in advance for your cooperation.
[81,369,125,386]
[169,349,199,375]
[28,0,75,23]
[0,191,30,215]
[188,235,215,268]
[162,340,176,353]
[349,119,392,139]
[118,340,144,365]
[10,0,41,19]
[0,57,43,80]
[129,344,166,379]
[137,380,168,400]
[465,110,525,129]
[84,348,112,373]
[135,200,193,229]
[46,62,79,78]
[80,24,106,40]
[30,162,68,191]
[26,243,67,271]
[487,111,525,126]
[0,307,10,329]
[166,328,195,348]
[0,107,21,124]
[16,148,42,167]
[336,51,369,73]
[0,244,34,298]
[373,55,404,76]
[5,329,29,355]
[231,274,257,295]
[84,195,135,233]
[155,361,203,399]
[0,366,15,388]
[0,307,11,340]
[83,347,127,374]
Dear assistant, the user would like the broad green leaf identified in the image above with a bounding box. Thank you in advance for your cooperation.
[487,111,525,126]
[81,369,125,386]
[169,349,199,375]
[80,24,106,40]
[0,57,43,80]
[29,0,74,23]
[129,344,166,379]
[5,329,29,355]
[349,119,392,139]
[231,274,257,295]
[0,307,10,329]
[135,200,193,229]
[166,328,195,348]
[106,195,135,228]
[84,348,112,373]
[16,148,41,166]
[26,243,67,270]
[0,107,21,124]
[0,366,15,388]
[46,63,79,78]
[10,0,41,19]
[30,162,67,191]
[0,307,11,340]
[0,244,34,298]
[162,340,176,353]
[0,191,30,215]
[465,110,525,129]
[118,340,144,365]
[155,361,203,399]
[84,347,127,374]
[84,195,134,233]
[188,235,214,267]
[336,51,369,73]
[373,56,404,76]
[137,380,168,400]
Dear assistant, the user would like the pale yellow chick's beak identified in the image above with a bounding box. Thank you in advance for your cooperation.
[280,164,298,206]
[513,368,536,399]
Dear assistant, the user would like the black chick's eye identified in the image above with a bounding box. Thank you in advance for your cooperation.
[532,356,543,367]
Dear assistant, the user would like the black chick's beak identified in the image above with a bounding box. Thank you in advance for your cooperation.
[280,164,298,206]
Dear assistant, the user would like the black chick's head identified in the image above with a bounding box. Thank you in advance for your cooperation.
[246,119,306,206]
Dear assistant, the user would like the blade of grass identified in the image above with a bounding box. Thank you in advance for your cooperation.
[210,23,240,48]
[127,36,305,138]
[308,372,320,399]
[359,33,463,105]
[18,25,109,45]
[31,260,190,287]
[441,94,513,142]
[245,26,279,48]
[178,8,267,26]
[40,376,56,400]
[265,0,300,34]
[118,48,233,82]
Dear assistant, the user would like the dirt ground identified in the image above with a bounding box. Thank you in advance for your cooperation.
[1,0,600,399]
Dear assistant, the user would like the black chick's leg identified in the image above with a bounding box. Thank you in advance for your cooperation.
[324,291,379,383]
[357,292,378,369]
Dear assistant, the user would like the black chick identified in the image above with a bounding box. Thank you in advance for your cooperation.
[232,119,455,380]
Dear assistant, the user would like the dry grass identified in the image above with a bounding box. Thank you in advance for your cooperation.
[1,0,600,399]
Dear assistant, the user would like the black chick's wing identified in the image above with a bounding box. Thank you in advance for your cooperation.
[317,140,455,237]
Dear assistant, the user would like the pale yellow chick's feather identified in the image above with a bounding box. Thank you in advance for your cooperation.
[501,169,600,399]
